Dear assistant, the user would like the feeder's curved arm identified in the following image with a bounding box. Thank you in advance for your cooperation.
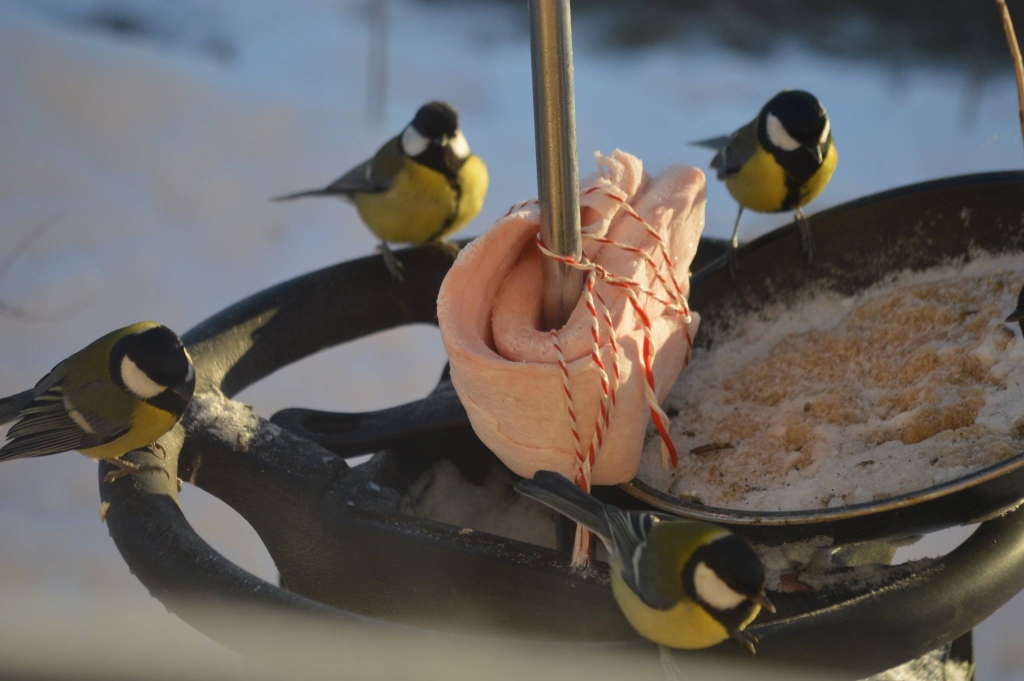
[747,507,1024,670]
[185,244,458,398]
[95,235,1024,677]
[98,247,459,632]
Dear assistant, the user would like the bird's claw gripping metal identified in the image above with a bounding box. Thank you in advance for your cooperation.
[731,628,760,655]
[102,457,170,484]
[795,208,815,264]
[375,242,405,282]
[726,246,740,280]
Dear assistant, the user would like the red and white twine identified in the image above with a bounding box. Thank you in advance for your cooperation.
[533,187,693,567]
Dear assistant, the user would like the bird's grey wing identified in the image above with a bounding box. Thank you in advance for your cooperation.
[323,136,402,195]
[692,121,757,180]
[0,367,64,424]
[321,159,389,195]
[0,389,37,424]
[690,135,732,152]
[272,137,400,201]
[714,121,759,179]
[0,384,127,461]
[607,510,677,609]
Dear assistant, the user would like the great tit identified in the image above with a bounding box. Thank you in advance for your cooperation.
[0,322,195,481]
[693,90,837,278]
[273,101,489,281]
[1007,285,1024,334]
[516,471,773,652]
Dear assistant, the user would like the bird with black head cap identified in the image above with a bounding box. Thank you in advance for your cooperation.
[0,322,195,483]
[274,101,489,281]
[693,90,837,278]
[517,471,774,655]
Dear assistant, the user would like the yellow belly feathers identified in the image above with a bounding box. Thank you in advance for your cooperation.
[79,402,179,460]
[725,143,837,214]
[353,155,488,245]
[610,561,760,649]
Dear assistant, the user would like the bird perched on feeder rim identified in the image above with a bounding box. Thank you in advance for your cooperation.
[273,101,489,281]
[516,471,773,654]
[692,90,837,278]
[1006,284,1024,334]
[0,322,195,482]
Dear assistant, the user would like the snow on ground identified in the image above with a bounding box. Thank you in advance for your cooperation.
[0,0,1023,677]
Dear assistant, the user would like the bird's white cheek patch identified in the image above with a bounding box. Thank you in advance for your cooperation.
[449,130,471,159]
[121,356,166,399]
[766,113,801,151]
[694,561,746,611]
[401,125,430,157]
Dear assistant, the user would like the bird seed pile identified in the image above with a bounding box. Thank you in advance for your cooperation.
[639,253,1024,511]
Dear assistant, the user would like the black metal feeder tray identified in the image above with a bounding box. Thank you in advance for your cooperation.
[100,172,1024,678]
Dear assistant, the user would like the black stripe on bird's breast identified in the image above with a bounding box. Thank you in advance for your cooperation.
[412,145,466,187]
[778,136,832,211]
[778,151,823,211]
[146,388,190,416]
[408,143,468,242]
[423,179,463,243]
[781,172,805,211]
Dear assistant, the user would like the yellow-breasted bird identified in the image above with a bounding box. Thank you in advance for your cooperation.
[517,471,773,653]
[693,89,837,278]
[273,101,489,281]
[0,322,195,482]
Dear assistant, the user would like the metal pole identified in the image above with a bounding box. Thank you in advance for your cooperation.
[529,0,585,330]
[366,0,388,127]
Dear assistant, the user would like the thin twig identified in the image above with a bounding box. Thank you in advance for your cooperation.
[0,212,61,282]
[0,213,84,321]
[0,300,45,321]
[997,0,1024,150]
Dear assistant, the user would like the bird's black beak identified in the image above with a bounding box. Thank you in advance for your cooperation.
[1007,306,1024,324]
[808,144,823,165]
[752,592,776,614]
[172,385,192,403]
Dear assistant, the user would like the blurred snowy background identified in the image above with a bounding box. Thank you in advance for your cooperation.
[0,0,1023,677]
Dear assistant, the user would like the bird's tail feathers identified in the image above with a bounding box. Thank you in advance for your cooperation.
[689,135,731,152]
[516,470,611,541]
[0,389,35,425]
[271,189,334,202]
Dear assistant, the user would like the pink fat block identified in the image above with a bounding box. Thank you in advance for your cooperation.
[437,150,705,485]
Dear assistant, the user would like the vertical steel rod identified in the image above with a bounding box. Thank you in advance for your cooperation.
[529,0,585,330]
[365,0,389,126]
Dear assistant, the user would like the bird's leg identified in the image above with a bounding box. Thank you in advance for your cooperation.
[375,241,404,282]
[730,628,759,655]
[795,208,815,265]
[102,457,170,484]
[726,205,744,280]
[432,240,463,260]
[658,645,683,681]
[376,242,404,280]
[148,442,167,461]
